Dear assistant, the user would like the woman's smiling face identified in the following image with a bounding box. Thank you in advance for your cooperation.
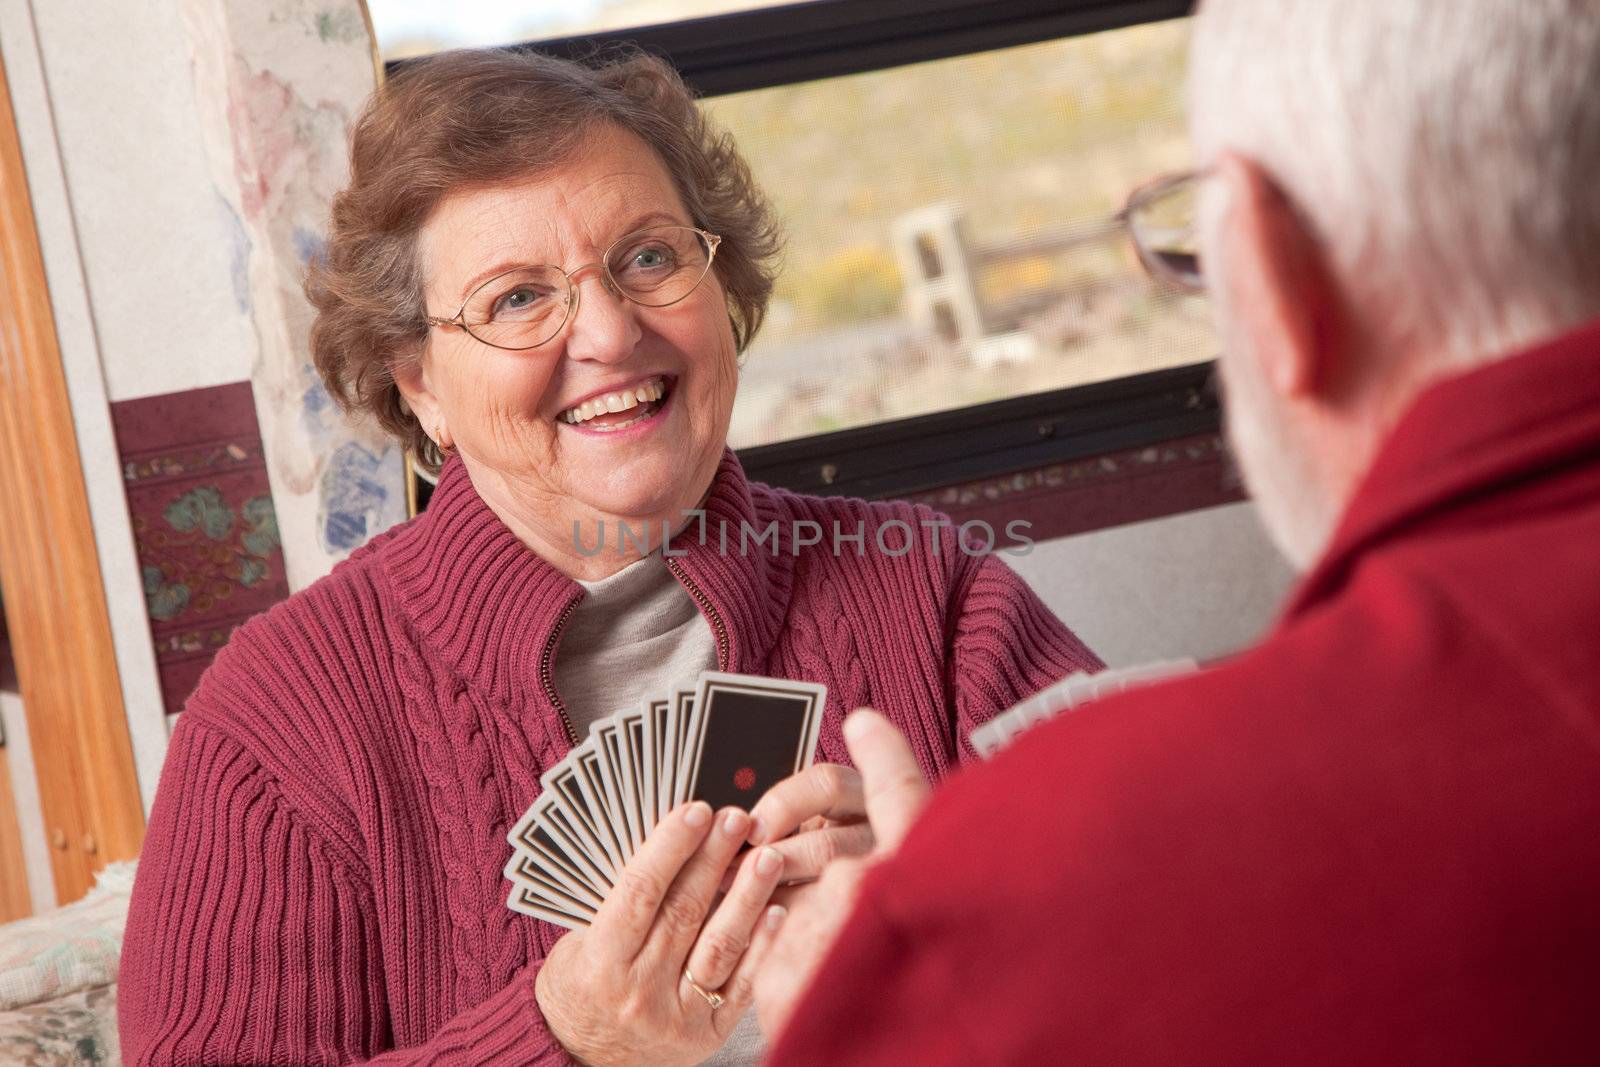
[401,125,739,559]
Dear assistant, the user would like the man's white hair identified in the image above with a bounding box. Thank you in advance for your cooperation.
[1190,0,1600,368]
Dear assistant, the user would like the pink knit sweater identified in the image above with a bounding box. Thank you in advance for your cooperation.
[119,451,1099,1064]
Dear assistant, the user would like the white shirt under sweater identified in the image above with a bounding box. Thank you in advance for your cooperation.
[554,552,765,1066]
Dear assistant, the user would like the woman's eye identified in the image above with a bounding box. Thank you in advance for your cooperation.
[629,245,675,271]
[493,285,551,317]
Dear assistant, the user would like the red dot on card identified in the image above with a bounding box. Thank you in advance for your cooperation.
[733,767,757,791]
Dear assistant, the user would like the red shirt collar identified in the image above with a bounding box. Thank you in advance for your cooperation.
[1287,315,1600,618]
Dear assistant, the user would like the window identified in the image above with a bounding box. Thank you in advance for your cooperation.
[368,0,802,59]
[386,0,1228,522]
[698,20,1212,448]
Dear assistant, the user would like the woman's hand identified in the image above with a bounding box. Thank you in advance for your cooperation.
[742,763,876,885]
[535,802,787,1067]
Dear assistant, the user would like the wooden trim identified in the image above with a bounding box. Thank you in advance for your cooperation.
[0,53,145,903]
[0,747,31,921]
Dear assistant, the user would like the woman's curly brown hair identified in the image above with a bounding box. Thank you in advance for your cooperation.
[305,47,782,472]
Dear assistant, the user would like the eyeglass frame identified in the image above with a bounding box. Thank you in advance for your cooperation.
[423,224,724,352]
[1114,167,1212,294]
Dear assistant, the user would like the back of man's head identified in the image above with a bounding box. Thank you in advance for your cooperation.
[1191,0,1600,372]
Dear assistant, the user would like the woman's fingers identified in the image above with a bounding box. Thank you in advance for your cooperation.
[763,822,874,884]
[589,801,716,962]
[683,844,784,990]
[715,903,789,1024]
[641,806,751,965]
[747,763,864,846]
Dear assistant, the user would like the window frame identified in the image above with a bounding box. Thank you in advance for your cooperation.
[737,361,1217,501]
[388,0,1222,517]
[487,0,1196,96]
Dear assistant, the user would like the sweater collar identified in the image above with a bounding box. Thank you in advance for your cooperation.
[1286,315,1600,618]
[380,448,788,712]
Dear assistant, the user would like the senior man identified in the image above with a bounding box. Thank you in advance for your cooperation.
[751,0,1600,1062]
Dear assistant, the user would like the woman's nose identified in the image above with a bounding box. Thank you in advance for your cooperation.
[561,265,641,365]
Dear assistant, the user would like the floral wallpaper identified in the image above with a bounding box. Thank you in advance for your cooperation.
[111,383,291,716]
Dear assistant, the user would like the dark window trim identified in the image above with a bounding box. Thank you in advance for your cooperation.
[738,362,1219,501]
[387,0,1195,97]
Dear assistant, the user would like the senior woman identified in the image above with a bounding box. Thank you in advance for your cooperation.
[120,48,1100,1065]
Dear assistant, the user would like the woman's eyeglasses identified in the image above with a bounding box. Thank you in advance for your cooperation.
[425,224,723,352]
[1117,169,1208,293]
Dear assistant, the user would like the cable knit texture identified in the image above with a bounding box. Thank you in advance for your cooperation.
[118,450,1100,1064]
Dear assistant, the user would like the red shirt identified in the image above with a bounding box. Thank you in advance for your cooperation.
[768,319,1600,1065]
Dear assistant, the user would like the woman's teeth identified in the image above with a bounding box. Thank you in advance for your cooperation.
[560,378,667,426]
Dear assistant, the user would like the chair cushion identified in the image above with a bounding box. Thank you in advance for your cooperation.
[0,862,135,1011]
[0,983,120,1065]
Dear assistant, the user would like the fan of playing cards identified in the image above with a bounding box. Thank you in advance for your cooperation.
[505,671,827,930]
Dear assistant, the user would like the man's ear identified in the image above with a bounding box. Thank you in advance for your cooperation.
[1212,151,1346,400]
[392,356,451,451]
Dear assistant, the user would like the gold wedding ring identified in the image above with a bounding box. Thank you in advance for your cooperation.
[682,967,725,1012]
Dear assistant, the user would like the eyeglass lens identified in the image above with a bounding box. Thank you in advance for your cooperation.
[461,225,714,350]
[1128,179,1203,292]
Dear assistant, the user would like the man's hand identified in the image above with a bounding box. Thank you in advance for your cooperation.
[752,709,931,1039]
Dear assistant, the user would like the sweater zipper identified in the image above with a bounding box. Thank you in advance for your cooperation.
[539,597,581,747]
[665,558,730,671]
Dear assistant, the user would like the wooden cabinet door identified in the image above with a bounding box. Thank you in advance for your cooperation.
[0,745,31,920]
[0,51,144,905]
